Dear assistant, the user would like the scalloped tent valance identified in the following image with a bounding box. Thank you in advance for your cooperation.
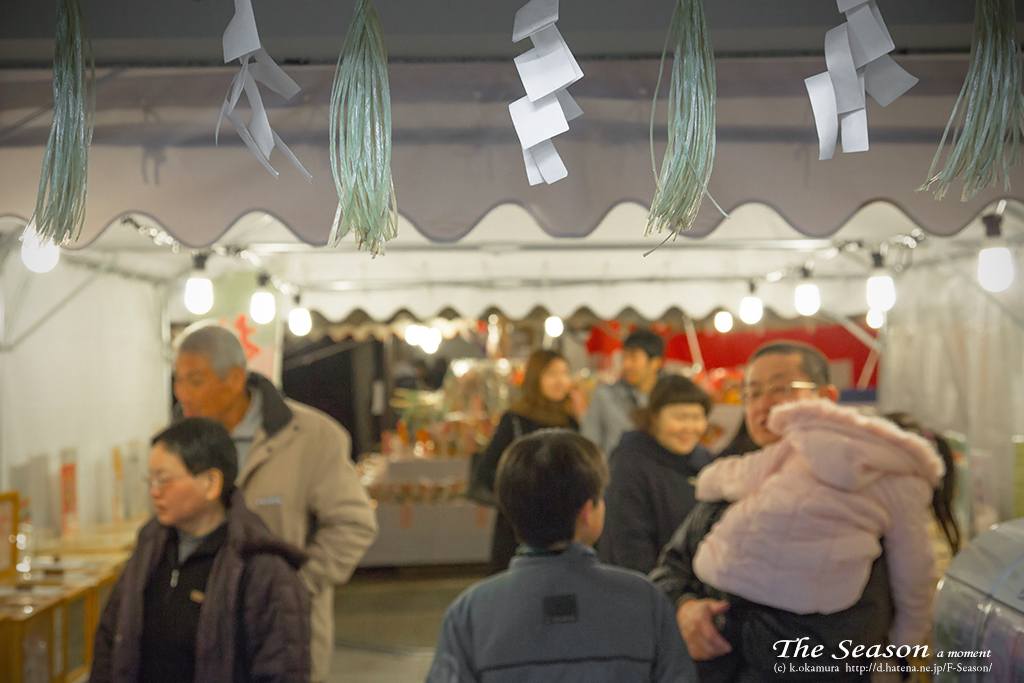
[3,56,1023,249]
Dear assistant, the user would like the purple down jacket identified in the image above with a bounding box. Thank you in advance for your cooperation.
[90,489,311,683]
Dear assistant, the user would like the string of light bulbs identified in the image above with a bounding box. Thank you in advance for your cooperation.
[120,217,314,337]
[711,232,930,333]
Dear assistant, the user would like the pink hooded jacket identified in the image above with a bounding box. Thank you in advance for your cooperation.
[692,399,944,647]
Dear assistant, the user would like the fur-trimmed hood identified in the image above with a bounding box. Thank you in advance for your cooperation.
[768,398,944,491]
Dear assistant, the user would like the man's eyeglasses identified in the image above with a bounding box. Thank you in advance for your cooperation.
[741,381,817,404]
[142,473,189,490]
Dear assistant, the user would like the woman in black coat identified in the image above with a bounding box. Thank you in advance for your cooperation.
[91,418,310,683]
[478,348,579,573]
[598,374,715,574]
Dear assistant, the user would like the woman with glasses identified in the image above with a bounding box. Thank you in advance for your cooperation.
[91,417,310,683]
[598,374,714,574]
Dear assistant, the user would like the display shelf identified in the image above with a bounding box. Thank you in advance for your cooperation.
[359,502,495,567]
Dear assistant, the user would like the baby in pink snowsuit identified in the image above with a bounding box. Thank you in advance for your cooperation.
[693,398,944,650]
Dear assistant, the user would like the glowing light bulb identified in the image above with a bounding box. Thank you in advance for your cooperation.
[288,307,312,336]
[978,246,1014,293]
[714,311,733,333]
[866,308,884,329]
[20,222,60,273]
[184,277,213,315]
[405,324,425,346]
[866,274,895,311]
[739,296,763,325]
[795,283,821,316]
[545,316,564,337]
[250,291,275,324]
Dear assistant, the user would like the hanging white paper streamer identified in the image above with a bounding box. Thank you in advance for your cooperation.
[509,0,582,185]
[217,0,311,181]
[805,0,918,160]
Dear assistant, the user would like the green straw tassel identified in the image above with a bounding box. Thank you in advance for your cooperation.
[34,0,95,245]
[328,0,398,258]
[920,0,1024,201]
[647,0,726,241]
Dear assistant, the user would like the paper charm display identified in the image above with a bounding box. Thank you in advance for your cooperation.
[216,0,311,181]
[509,0,583,185]
[805,1,918,160]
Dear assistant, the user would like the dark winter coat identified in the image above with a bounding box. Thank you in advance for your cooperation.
[598,430,714,574]
[649,500,895,681]
[90,490,312,683]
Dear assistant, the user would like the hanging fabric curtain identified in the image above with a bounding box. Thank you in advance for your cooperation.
[328,0,398,257]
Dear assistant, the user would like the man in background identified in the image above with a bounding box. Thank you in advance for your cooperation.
[582,328,664,454]
[173,322,378,683]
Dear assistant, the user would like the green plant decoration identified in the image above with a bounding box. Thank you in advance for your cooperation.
[647,0,726,242]
[328,0,398,257]
[34,0,95,245]
[921,0,1024,201]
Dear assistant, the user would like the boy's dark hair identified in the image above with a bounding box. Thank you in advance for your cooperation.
[623,329,664,359]
[635,374,713,433]
[748,341,831,387]
[495,429,609,549]
[151,418,238,506]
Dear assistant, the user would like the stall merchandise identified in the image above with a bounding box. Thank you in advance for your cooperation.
[358,358,517,566]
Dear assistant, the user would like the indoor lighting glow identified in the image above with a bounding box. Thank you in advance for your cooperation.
[795,283,821,316]
[421,327,442,354]
[739,281,763,324]
[866,308,884,329]
[250,274,276,324]
[978,246,1014,293]
[288,307,312,336]
[405,324,426,346]
[866,252,896,311]
[714,311,733,333]
[184,277,213,315]
[184,253,213,315]
[20,221,60,274]
[739,296,762,325]
[545,316,564,337]
[978,213,1015,293]
[866,274,896,311]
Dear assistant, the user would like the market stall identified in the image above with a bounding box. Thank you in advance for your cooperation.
[1,0,1024,548]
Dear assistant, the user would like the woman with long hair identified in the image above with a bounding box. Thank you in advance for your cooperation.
[478,349,578,573]
[884,412,962,560]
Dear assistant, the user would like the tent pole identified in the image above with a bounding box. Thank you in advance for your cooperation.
[819,308,884,354]
[682,316,705,372]
[0,261,111,353]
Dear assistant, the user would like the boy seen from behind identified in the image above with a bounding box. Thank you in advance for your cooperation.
[427,429,694,683]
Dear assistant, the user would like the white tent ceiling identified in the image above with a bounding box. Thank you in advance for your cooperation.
[3,3,1024,324]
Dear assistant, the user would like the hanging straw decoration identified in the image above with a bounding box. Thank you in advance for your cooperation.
[328,0,397,257]
[33,0,95,245]
[646,0,726,242]
[920,0,1024,201]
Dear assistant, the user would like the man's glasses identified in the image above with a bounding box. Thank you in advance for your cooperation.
[142,473,190,490]
[741,381,817,404]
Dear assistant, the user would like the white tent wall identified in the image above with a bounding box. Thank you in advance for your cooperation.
[879,240,1024,523]
[0,251,169,532]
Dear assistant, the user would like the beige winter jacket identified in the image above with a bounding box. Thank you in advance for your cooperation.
[238,374,378,683]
